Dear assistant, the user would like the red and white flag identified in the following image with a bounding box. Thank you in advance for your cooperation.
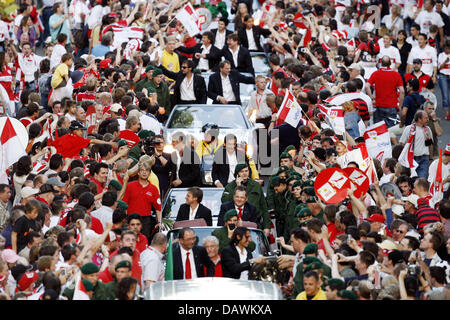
[398,124,418,173]
[344,143,376,184]
[276,90,305,128]
[176,3,200,37]
[317,104,345,135]
[0,118,27,183]
[73,276,90,300]
[363,121,392,164]
[429,148,443,206]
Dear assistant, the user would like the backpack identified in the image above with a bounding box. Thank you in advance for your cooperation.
[367,40,380,56]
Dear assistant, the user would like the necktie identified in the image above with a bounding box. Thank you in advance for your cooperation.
[185,252,192,279]
[238,207,243,220]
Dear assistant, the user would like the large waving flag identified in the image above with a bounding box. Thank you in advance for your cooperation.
[0,117,28,184]
[429,149,443,207]
[345,143,376,184]
[292,11,312,47]
[317,104,345,135]
[276,90,305,128]
[176,3,201,37]
[363,121,392,165]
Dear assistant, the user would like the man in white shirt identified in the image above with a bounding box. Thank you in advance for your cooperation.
[140,232,167,288]
[407,33,438,80]
[378,34,401,70]
[17,43,45,90]
[437,41,450,120]
[406,23,420,48]
[90,191,117,229]
[247,75,274,128]
[415,0,445,47]
[110,103,127,131]
[72,0,90,30]
[50,33,67,70]
[139,102,163,135]
[212,17,231,50]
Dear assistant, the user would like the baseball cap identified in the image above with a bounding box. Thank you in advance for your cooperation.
[391,204,404,216]
[110,103,123,113]
[39,183,59,194]
[70,120,87,131]
[412,58,422,64]
[348,63,361,71]
[378,239,398,251]
[46,177,65,187]
[445,143,450,156]
[365,213,385,223]
[1,249,20,264]
[17,271,39,291]
[21,186,39,199]
[401,194,419,208]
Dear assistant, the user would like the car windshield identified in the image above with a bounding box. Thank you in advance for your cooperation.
[251,53,271,75]
[163,188,224,220]
[168,227,271,257]
[167,105,248,129]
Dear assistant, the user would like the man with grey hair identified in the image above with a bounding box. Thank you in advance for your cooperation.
[140,232,167,287]
[202,235,223,277]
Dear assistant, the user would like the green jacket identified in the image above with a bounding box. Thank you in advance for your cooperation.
[221,179,270,229]
[147,79,171,113]
[62,279,113,300]
[273,189,289,237]
[128,143,143,168]
[212,226,256,254]
[135,78,156,94]
[284,196,302,241]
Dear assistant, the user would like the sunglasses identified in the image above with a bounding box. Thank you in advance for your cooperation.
[181,66,189,69]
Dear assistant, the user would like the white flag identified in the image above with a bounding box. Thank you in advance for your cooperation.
[0,118,28,184]
[276,90,305,128]
[176,3,200,37]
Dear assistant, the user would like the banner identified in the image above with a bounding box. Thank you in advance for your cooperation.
[342,167,370,199]
[176,3,201,37]
[0,117,28,183]
[363,121,392,165]
[344,143,376,184]
[276,90,304,128]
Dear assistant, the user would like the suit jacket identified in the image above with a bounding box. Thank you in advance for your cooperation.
[237,26,271,52]
[210,28,233,49]
[176,43,222,71]
[220,45,254,74]
[217,201,258,226]
[173,244,215,280]
[170,146,202,187]
[212,146,249,187]
[176,203,213,226]
[160,65,207,104]
[207,70,255,104]
[221,243,253,279]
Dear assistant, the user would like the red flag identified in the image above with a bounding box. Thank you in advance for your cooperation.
[1,117,27,183]
[430,149,443,206]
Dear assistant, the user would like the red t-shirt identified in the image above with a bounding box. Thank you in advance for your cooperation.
[327,222,339,243]
[122,180,162,217]
[118,130,140,149]
[403,72,432,92]
[91,178,106,195]
[49,133,91,159]
[204,260,222,277]
[271,67,288,95]
[88,212,104,235]
[136,233,148,254]
[367,68,403,109]
[0,66,14,100]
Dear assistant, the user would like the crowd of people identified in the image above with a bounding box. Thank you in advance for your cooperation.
[0,0,449,300]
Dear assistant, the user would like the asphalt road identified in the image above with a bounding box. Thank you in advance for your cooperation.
[434,83,450,153]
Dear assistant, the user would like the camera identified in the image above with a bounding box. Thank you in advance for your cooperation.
[301,47,308,53]
[142,136,157,157]
[407,264,421,277]
[334,55,343,61]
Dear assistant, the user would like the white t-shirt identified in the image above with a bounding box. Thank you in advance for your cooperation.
[438,52,450,76]
[381,14,404,36]
[139,114,163,135]
[406,36,419,48]
[140,246,165,284]
[73,0,90,25]
[378,46,401,69]
[50,43,67,70]
[399,124,433,156]
[415,10,444,34]
[428,158,450,192]
[407,45,438,77]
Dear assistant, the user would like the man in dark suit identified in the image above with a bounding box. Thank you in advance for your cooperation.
[210,17,233,50]
[207,60,254,105]
[173,227,215,280]
[160,59,207,105]
[170,132,202,188]
[220,33,254,74]
[176,187,213,226]
[217,185,258,226]
[221,226,265,279]
[175,31,222,72]
[237,15,272,52]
